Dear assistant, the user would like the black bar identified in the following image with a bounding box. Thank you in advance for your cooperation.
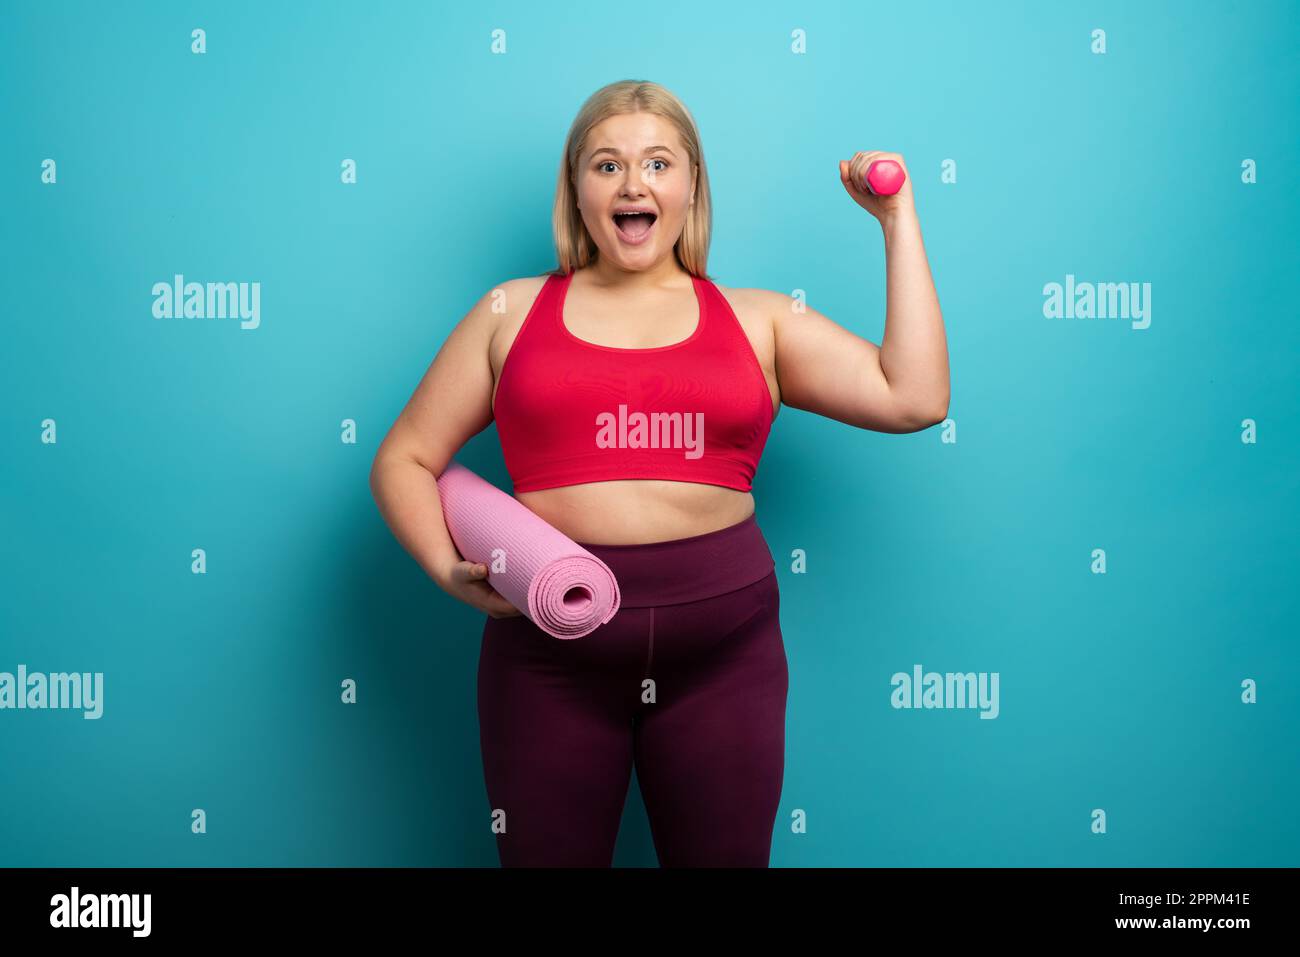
[0,866,1283,941]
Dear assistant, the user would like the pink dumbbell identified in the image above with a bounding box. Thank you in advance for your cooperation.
[863,160,906,196]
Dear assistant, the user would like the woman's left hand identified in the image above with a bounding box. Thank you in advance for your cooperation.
[840,150,915,225]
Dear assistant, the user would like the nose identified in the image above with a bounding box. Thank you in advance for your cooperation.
[620,166,649,197]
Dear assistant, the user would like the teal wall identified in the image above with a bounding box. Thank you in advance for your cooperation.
[1,0,1296,866]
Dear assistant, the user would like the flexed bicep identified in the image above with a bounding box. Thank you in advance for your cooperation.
[769,291,929,434]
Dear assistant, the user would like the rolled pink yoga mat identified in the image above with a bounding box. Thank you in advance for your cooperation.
[435,461,621,639]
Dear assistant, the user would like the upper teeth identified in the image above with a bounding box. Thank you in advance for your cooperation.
[616,211,651,216]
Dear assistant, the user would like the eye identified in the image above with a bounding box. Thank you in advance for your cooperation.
[648,158,669,171]
[597,161,617,173]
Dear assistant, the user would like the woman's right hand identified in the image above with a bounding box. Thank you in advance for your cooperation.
[437,560,524,619]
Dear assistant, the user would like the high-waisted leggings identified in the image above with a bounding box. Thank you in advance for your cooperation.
[477,512,788,867]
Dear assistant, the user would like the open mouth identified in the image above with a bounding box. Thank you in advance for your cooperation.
[612,210,658,244]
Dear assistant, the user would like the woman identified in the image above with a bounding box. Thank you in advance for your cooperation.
[370,80,948,867]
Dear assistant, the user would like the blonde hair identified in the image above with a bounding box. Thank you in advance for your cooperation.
[547,80,712,280]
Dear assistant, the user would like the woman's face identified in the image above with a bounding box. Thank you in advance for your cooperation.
[575,111,696,271]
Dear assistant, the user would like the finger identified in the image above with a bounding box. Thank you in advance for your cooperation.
[846,152,863,184]
[464,579,520,616]
[842,163,873,202]
[851,150,883,188]
[452,560,489,584]
[464,579,497,601]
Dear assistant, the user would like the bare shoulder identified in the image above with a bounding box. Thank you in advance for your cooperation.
[712,283,799,324]
[473,275,549,325]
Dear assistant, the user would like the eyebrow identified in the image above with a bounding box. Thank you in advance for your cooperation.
[590,145,677,159]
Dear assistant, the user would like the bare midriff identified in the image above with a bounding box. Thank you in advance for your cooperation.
[515,481,755,546]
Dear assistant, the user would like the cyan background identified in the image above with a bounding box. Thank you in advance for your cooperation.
[1,0,1296,866]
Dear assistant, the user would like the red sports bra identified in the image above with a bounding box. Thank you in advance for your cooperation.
[492,269,775,493]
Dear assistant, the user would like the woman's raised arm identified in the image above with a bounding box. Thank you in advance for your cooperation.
[770,151,949,434]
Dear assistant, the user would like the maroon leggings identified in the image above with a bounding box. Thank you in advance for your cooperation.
[477,512,788,867]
